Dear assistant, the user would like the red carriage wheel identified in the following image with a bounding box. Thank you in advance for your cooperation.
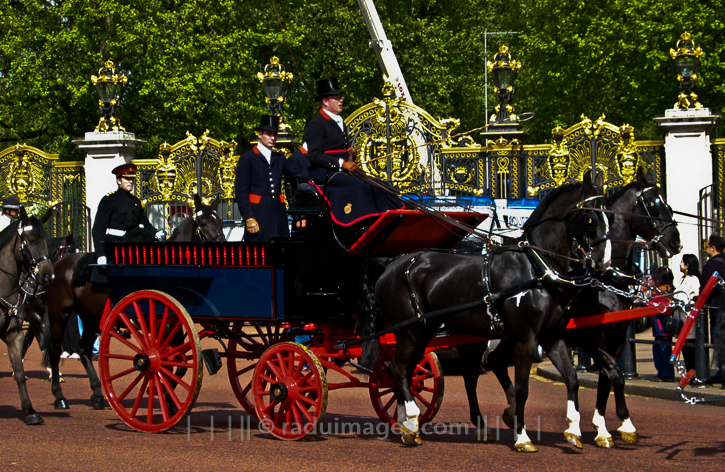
[99,290,203,433]
[227,322,289,417]
[369,351,444,426]
[252,342,327,440]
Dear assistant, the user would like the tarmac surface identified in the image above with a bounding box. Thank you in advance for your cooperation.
[536,328,725,405]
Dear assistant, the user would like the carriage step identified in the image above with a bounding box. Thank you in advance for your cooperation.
[202,349,223,375]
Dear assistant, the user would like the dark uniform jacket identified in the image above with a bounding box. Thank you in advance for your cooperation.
[702,253,725,308]
[92,189,157,257]
[285,147,311,178]
[235,145,289,242]
[304,109,404,226]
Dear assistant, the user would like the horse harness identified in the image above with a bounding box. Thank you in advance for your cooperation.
[633,186,677,248]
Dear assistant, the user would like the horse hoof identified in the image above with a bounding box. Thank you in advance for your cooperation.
[476,428,496,443]
[25,414,44,425]
[595,435,615,448]
[514,441,538,453]
[564,432,583,449]
[400,433,422,446]
[90,396,105,410]
[54,399,70,410]
[502,411,515,429]
[619,431,639,444]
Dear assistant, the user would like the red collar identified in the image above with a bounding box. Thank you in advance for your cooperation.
[319,109,332,120]
[253,145,261,154]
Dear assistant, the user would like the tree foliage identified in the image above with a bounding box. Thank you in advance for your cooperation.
[0,0,722,162]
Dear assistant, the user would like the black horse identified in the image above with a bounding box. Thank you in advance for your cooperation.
[0,208,55,424]
[42,194,224,410]
[359,172,611,450]
[551,168,680,447]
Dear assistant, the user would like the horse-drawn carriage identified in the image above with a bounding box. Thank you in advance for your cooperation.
[29,167,690,452]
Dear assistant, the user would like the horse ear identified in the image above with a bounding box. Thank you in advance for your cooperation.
[594,171,604,193]
[582,171,595,197]
[211,195,219,210]
[193,193,202,212]
[19,207,29,226]
[39,206,54,224]
[636,166,648,186]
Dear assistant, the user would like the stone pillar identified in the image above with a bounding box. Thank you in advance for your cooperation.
[73,131,146,251]
[654,108,721,271]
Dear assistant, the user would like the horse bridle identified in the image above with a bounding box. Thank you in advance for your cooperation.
[193,210,225,243]
[634,186,677,248]
[571,194,610,262]
[0,224,50,317]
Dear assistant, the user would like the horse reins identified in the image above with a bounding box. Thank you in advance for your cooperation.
[193,209,225,243]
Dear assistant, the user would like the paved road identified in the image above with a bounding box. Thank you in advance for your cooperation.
[1,343,723,472]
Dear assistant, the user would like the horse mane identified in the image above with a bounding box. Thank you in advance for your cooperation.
[0,217,45,250]
[522,183,582,231]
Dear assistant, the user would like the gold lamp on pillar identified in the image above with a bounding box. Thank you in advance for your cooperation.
[670,32,704,109]
[256,56,297,152]
[90,60,128,132]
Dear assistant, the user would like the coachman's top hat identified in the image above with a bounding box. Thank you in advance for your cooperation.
[255,115,280,132]
[112,163,137,178]
[2,195,21,209]
[315,77,344,101]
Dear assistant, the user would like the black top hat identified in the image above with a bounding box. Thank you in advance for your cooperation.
[255,115,280,132]
[112,163,137,178]
[2,195,20,209]
[315,77,344,101]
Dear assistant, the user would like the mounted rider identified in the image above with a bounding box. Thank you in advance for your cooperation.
[0,195,21,232]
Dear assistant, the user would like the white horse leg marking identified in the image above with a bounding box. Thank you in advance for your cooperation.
[618,417,636,434]
[564,400,582,437]
[402,400,421,434]
[592,410,612,440]
[514,427,532,446]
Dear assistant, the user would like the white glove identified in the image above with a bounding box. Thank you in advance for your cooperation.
[155,230,167,241]
[97,256,107,265]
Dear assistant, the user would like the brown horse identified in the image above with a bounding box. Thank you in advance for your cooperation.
[0,208,55,424]
[43,194,224,410]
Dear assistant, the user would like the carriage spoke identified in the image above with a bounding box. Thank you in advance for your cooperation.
[149,301,157,348]
[105,353,137,361]
[158,374,183,411]
[130,375,151,418]
[118,313,146,348]
[294,400,315,422]
[116,371,145,402]
[108,366,138,382]
[157,319,184,352]
[159,366,192,392]
[381,395,397,413]
[108,330,143,354]
[162,341,192,359]
[156,306,170,348]
[132,301,151,343]
[146,375,156,425]
[291,403,304,425]
[233,363,257,378]
[411,389,432,408]
[160,359,194,369]
[154,374,169,422]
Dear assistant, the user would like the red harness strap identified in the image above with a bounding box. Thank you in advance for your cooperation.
[565,305,666,330]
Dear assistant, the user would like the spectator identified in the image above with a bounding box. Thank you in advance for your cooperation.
[701,234,725,381]
[674,254,701,370]
[650,266,675,382]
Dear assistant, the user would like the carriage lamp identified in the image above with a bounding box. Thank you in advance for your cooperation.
[91,60,128,132]
[669,32,704,109]
[486,45,522,123]
[257,56,293,117]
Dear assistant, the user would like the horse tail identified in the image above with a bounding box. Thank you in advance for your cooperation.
[357,256,391,371]
[713,305,725,374]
